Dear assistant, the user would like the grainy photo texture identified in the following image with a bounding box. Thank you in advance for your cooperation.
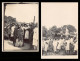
[41,2,78,59]
[2,2,39,52]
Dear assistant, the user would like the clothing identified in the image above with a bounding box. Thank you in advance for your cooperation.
[70,38,74,44]
[21,27,25,35]
[74,41,78,51]
[15,39,19,47]
[32,28,38,46]
[48,40,53,51]
[53,40,58,52]
[44,41,49,51]
[14,27,18,39]
[65,40,70,50]
[42,40,45,50]
[25,30,29,39]
[11,26,15,37]
[57,39,63,49]
[8,27,11,36]
[18,28,24,41]
[19,41,23,47]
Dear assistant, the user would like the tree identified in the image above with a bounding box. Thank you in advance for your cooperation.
[67,25,76,33]
[48,26,57,39]
[42,26,48,37]
[62,25,67,34]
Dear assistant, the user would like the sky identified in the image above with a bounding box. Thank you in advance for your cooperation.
[41,2,78,30]
[5,3,38,23]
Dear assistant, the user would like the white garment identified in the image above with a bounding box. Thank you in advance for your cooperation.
[61,39,64,46]
[57,39,64,49]
[53,40,58,52]
[33,28,38,46]
[70,38,74,44]
[65,40,70,50]
[11,26,15,37]
[74,41,78,51]
[33,28,38,40]
[25,30,29,39]
[19,41,23,47]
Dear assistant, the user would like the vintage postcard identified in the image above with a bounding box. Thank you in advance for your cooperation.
[2,2,39,52]
[41,2,78,59]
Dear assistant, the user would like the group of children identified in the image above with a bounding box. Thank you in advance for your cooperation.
[42,36,78,55]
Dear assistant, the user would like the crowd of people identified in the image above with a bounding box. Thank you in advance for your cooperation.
[42,35,78,55]
[4,22,38,50]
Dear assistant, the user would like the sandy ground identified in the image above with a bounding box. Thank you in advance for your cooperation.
[4,40,31,52]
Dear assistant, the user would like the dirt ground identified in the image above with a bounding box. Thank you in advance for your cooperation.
[3,40,31,52]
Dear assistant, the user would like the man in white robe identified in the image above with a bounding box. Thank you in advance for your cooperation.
[57,38,63,52]
[53,38,58,53]
[32,27,38,50]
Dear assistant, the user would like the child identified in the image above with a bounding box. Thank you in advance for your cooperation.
[53,38,58,53]
[69,38,74,54]
[64,38,70,55]
[56,38,60,53]
[44,40,49,55]
[73,37,78,55]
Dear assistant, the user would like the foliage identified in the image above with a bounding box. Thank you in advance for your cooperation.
[67,25,76,33]
[42,26,48,37]
[42,25,77,39]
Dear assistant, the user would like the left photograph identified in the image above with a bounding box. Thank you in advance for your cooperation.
[2,2,39,52]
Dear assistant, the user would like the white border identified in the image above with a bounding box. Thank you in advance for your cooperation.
[41,2,78,59]
[2,2,39,52]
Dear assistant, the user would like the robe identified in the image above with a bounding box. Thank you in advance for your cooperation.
[32,28,38,46]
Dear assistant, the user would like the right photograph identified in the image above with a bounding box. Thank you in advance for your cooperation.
[41,2,78,59]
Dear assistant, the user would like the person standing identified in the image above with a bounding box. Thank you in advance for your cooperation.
[64,38,70,55]
[14,24,21,47]
[21,24,25,46]
[25,29,29,41]
[24,24,30,43]
[69,38,74,54]
[13,25,18,46]
[32,27,38,50]
[48,38,53,52]
[57,38,61,53]
[44,39,49,55]
[29,24,34,49]
[11,24,16,41]
[53,38,58,53]
[18,26,24,47]
[73,37,78,55]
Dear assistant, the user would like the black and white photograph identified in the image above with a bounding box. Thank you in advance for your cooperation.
[2,2,39,52]
[41,2,78,59]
